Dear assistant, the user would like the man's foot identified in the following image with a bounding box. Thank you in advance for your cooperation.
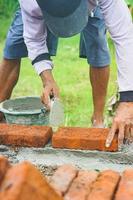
[91,117,105,128]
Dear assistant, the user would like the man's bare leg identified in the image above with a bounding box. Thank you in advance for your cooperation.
[90,66,110,127]
[0,58,21,120]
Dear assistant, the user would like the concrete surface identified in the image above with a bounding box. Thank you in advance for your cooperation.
[0,143,133,175]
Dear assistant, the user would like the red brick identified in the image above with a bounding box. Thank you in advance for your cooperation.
[0,156,10,185]
[115,169,133,200]
[52,127,118,152]
[64,170,99,200]
[0,124,52,147]
[87,170,120,200]
[50,165,78,196]
[0,161,63,200]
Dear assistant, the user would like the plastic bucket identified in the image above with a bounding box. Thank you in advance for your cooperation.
[0,96,49,125]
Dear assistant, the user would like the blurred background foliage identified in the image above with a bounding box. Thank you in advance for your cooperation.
[0,0,18,40]
[0,0,18,17]
[126,0,133,5]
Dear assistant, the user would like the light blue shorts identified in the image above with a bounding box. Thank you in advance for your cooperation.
[4,7,110,67]
[80,7,110,67]
[4,9,58,59]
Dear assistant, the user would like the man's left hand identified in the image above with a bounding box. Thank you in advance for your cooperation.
[106,102,133,149]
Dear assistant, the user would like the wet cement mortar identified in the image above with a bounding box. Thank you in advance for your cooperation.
[0,142,133,176]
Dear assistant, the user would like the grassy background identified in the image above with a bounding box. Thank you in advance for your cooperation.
[0,3,118,127]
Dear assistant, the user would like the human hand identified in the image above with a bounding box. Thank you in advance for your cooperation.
[40,70,60,110]
[106,102,133,149]
[41,80,59,110]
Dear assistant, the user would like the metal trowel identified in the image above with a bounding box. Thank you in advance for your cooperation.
[49,97,64,131]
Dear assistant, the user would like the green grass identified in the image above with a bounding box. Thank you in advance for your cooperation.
[0,17,117,127]
[0,17,12,41]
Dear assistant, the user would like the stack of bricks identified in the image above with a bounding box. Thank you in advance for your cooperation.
[50,165,133,200]
[0,156,133,200]
[0,124,118,152]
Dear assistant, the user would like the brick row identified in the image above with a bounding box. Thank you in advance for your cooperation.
[52,127,118,152]
[0,124,119,151]
[1,159,133,200]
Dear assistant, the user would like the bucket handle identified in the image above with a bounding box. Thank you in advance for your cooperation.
[0,101,14,114]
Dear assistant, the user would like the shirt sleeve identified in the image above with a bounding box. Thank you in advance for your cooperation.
[99,0,133,101]
[19,0,53,74]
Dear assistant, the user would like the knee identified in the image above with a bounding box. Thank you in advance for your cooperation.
[0,58,20,84]
[2,58,21,69]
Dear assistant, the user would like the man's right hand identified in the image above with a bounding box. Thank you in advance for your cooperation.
[40,70,60,110]
[106,102,133,149]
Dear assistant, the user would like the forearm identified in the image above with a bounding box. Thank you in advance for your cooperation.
[40,70,55,87]
[99,0,133,101]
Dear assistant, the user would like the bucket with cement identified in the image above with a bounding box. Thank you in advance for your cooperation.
[0,96,49,125]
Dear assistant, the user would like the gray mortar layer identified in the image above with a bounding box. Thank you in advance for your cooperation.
[0,142,133,175]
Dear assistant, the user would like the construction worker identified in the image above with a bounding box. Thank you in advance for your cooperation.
[0,5,110,128]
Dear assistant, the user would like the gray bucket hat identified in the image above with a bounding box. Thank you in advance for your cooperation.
[36,0,89,38]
